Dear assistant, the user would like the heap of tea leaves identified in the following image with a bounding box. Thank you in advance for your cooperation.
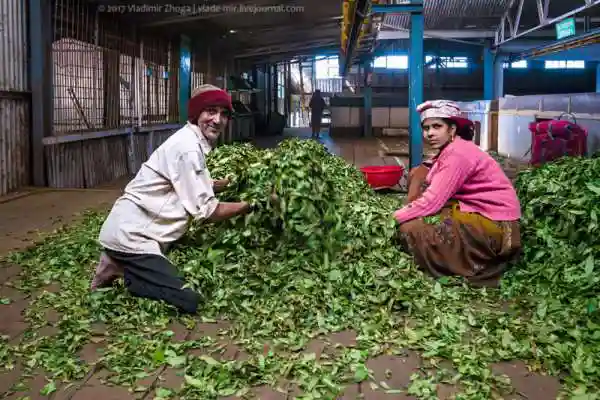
[501,156,600,395]
[3,139,600,399]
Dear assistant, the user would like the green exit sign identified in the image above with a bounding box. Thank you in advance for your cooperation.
[556,17,576,40]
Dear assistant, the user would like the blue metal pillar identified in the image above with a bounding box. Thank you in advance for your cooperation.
[483,45,494,100]
[408,11,424,168]
[29,0,53,186]
[368,1,424,166]
[596,62,600,93]
[179,35,192,123]
[493,54,506,98]
[363,60,372,137]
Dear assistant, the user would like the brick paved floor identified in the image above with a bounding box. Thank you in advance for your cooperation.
[0,130,560,399]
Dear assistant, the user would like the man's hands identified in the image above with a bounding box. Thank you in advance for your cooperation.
[208,191,279,223]
[212,179,230,193]
[208,201,251,222]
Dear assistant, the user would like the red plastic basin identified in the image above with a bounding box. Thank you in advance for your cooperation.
[360,165,405,189]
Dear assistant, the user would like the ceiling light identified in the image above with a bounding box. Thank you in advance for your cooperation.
[229,29,237,34]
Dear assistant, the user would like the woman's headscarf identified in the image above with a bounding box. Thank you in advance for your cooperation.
[417,100,465,124]
[416,100,474,141]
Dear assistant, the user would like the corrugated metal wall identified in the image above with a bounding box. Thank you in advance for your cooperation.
[42,0,232,189]
[0,0,30,196]
[0,0,237,193]
[45,0,179,188]
[44,128,179,189]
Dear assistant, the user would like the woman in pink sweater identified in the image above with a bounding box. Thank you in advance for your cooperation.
[394,100,522,286]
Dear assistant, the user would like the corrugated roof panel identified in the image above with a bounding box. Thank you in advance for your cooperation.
[382,0,512,30]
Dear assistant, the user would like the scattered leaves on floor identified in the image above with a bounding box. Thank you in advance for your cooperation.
[1,141,599,399]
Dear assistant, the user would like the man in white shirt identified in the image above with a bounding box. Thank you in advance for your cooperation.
[91,84,251,314]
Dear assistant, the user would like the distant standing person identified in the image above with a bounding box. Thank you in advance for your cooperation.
[309,89,326,139]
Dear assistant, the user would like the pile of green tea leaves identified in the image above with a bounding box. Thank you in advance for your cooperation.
[197,139,398,255]
[501,156,600,396]
[3,140,600,399]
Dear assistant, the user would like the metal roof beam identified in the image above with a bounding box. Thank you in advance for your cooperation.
[240,34,338,52]
[512,27,600,59]
[234,39,339,58]
[340,0,370,76]
[378,30,495,39]
[494,0,600,46]
[496,39,561,52]
[536,0,550,24]
[239,17,340,35]
[341,0,426,75]
[377,28,568,40]
[247,26,340,41]
[238,46,339,63]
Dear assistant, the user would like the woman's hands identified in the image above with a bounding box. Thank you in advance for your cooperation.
[406,165,430,202]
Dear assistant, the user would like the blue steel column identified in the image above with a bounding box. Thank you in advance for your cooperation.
[29,0,53,186]
[179,35,192,123]
[493,54,506,98]
[596,62,600,93]
[371,2,424,167]
[408,11,424,168]
[363,59,372,137]
[483,45,494,100]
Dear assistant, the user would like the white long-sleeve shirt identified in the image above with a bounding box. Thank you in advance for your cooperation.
[98,123,218,256]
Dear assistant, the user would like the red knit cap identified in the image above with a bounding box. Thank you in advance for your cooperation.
[188,84,233,123]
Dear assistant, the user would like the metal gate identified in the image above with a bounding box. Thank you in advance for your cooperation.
[0,0,30,196]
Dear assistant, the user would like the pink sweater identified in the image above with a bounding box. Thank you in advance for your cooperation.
[394,138,521,224]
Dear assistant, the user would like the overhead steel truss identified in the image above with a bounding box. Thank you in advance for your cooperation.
[235,39,339,58]
[494,0,600,46]
[513,27,600,59]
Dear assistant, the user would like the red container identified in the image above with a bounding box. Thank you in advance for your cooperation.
[528,116,588,166]
[360,165,405,189]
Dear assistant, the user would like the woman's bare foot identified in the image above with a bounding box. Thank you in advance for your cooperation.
[91,252,124,290]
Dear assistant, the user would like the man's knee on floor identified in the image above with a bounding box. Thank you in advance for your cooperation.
[124,274,200,314]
